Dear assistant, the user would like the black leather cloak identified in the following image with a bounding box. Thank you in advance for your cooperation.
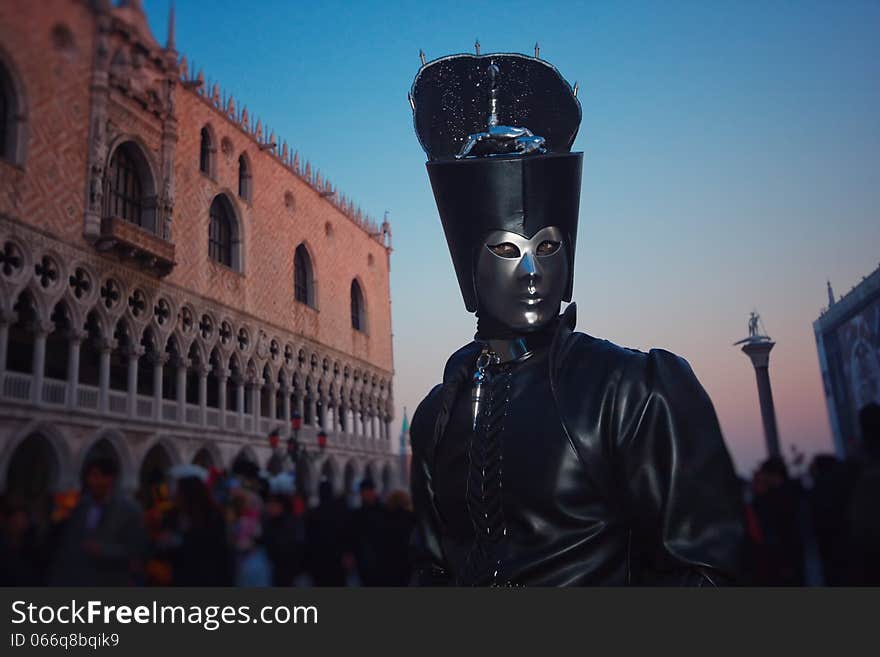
[410,305,745,586]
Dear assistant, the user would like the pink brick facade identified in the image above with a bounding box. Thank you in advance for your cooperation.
[0,0,397,498]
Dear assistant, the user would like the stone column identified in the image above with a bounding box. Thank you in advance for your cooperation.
[31,320,52,405]
[127,346,143,417]
[0,319,10,377]
[198,363,210,426]
[303,392,315,426]
[296,391,304,419]
[153,353,167,422]
[236,375,246,430]
[98,339,115,414]
[318,397,327,429]
[216,366,228,429]
[281,385,291,435]
[267,381,277,425]
[196,363,211,426]
[175,357,189,423]
[741,340,782,458]
[327,402,336,432]
[250,379,261,432]
[66,329,85,409]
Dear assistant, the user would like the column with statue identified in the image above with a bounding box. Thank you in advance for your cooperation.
[734,311,781,458]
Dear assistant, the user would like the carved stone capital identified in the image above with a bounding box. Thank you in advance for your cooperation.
[33,319,55,336]
[98,338,118,354]
[64,327,86,343]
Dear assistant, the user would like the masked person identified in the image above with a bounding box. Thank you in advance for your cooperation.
[408,52,745,586]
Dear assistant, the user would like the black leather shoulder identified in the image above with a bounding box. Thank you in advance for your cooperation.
[551,330,709,459]
[550,331,648,479]
[442,341,481,384]
[554,331,703,416]
[410,383,443,459]
[411,341,480,467]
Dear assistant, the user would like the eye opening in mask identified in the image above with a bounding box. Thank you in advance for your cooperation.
[536,240,561,257]
[487,242,521,259]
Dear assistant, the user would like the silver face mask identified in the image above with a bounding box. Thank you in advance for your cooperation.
[475,226,569,332]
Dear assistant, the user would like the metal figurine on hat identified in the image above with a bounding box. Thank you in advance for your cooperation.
[408,47,745,586]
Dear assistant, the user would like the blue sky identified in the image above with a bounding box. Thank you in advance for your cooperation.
[147,0,880,474]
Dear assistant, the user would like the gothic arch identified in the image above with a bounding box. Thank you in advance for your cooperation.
[380,461,394,494]
[78,428,136,491]
[318,454,340,493]
[104,136,160,234]
[237,151,252,201]
[191,441,223,470]
[0,420,74,493]
[0,43,29,166]
[350,277,367,333]
[208,191,243,271]
[139,434,183,488]
[230,444,258,470]
[293,241,318,309]
[199,123,217,178]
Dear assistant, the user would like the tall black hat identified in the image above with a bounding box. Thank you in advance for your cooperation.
[410,52,583,312]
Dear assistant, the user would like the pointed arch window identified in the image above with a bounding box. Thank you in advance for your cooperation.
[199,126,214,176]
[209,195,238,269]
[238,154,252,201]
[106,146,143,225]
[104,141,157,232]
[0,69,8,159]
[294,244,315,307]
[350,280,365,332]
[0,58,24,165]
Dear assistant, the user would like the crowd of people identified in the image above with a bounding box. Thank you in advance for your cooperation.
[0,457,416,587]
[2,402,879,587]
[743,403,880,585]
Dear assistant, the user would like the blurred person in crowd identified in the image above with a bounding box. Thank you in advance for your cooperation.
[351,477,387,586]
[383,490,416,586]
[750,456,805,585]
[0,497,47,585]
[739,476,766,586]
[157,467,233,586]
[807,454,853,586]
[263,474,306,586]
[849,403,880,585]
[48,457,145,586]
[141,467,175,586]
[305,480,351,586]
[228,483,272,586]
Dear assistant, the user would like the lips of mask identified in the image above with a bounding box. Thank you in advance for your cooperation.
[474,225,569,332]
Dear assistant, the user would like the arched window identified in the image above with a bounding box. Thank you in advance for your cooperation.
[208,195,238,268]
[0,57,23,164]
[0,64,8,160]
[199,126,214,176]
[106,146,142,225]
[350,280,365,332]
[294,244,315,307]
[238,154,251,201]
[104,141,157,232]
